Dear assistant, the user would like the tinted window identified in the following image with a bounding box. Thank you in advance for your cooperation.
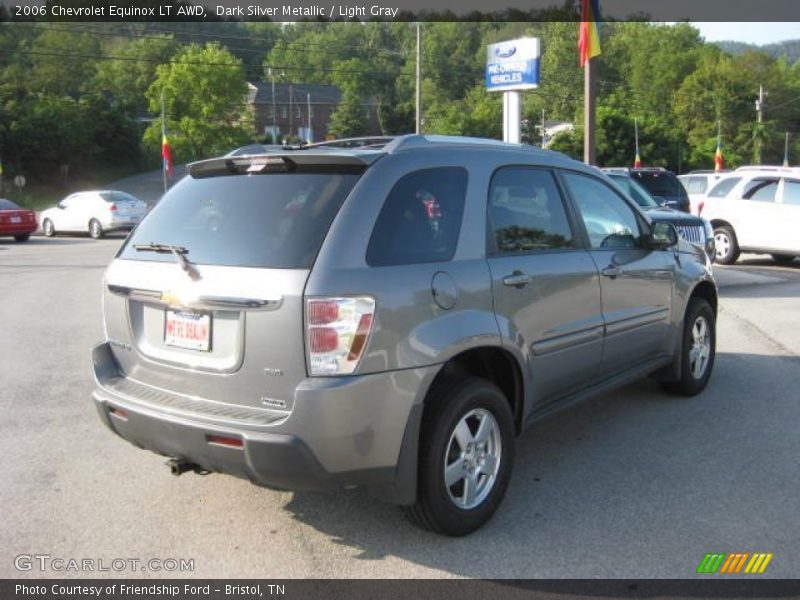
[0,199,20,210]
[608,175,659,208]
[743,178,779,202]
[366,167,467,266]
[562,172,642,250]
[632,171,683,197]
[487,168,573,253]
[119,173,359,268]
[708,177,741,198]
[782,180,800,206]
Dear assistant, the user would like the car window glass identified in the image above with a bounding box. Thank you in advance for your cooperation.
[487,168,573,254]
[120,172,360,269]
[632,171,681,197]
[708,177,740,198]
[562,172,642,250]
[0,199,20,210]
[686,177,708,194]
[743,179,779,202]
[609,175,658,208]
[366,167,467,266]
[783,180,800,206]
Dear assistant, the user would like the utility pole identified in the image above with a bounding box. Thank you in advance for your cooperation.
[541,109,546,147]
[755,84,766,164]
[307,93,312,143]
[269,67,277,143]
[415,23,422,135]
[583,57,596,164]
[289,83,294,140]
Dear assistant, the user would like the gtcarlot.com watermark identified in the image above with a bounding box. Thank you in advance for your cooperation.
[14,554,195,573]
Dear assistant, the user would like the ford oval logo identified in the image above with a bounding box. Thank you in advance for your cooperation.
[495,45,517,58]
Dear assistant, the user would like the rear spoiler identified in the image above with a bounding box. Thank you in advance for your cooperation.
[188,152,381,179]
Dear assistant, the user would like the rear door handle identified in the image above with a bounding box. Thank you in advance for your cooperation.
[601,266,621,278]
[502,271,531,288]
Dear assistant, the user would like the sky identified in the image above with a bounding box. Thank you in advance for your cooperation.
[690,22,800,45]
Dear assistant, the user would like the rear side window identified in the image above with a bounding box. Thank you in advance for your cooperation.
[101,191,140,204]
[487,167,573,253]
[119,173,359,268]
[783,180,800,206]
[366,167,467,266]
[0,199,20,210]
[743,178,779,202]
[708,177,740,197]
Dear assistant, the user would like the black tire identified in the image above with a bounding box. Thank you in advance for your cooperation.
[407,376,515,536]
[14,233,30,242]
[713,225,740,265]
[88,219,104,239]
[661,298,716,396]
[43,219,55,237]
[771,254,796,264]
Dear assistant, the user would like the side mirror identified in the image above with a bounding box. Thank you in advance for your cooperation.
[649,221,678,249]
[57,202,65,209]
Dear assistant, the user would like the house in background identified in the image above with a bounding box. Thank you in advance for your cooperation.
[247,82,382,142]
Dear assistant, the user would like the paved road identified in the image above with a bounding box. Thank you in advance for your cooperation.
[1,239,798,579]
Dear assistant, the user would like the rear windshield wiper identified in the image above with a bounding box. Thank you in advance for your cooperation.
[133,243,201,281]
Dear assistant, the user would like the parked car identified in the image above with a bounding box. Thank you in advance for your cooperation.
[0,198,37,242]
[699,167,800,264]
[678,170,732,215]
[603,170,715,262]
[92,135,717,535]
[40,190,147,239]
[605,167,691,213]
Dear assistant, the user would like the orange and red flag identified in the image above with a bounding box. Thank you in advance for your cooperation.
[578,0,602,68]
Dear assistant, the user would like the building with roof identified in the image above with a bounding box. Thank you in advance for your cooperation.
[247,82,382,143]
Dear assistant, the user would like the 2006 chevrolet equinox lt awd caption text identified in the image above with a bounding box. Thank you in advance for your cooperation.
[92,135,717,535]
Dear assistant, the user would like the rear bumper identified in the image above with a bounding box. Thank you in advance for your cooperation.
[91,342,435,503]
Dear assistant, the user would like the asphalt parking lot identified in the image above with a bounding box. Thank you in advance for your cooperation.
[1,236,798,579]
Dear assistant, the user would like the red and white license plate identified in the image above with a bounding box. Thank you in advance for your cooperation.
[165,310,211,351]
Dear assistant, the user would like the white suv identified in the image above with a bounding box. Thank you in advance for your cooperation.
[678,170,732,215]
[699,167,800,264]
[40,190,147,239]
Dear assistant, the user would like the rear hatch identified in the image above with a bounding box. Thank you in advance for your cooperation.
[102,154,369,418]
[101,191,147,219]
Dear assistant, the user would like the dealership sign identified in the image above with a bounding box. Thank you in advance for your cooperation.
[485,37,540,92]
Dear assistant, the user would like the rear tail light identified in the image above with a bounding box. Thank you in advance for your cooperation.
[109,203,118,212]
[306,297,375,376]
[698,201,705,215]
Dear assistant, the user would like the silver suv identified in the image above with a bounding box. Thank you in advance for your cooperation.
[92,136,717,535]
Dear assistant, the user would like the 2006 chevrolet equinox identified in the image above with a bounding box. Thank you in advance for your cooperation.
[92,135,717,535]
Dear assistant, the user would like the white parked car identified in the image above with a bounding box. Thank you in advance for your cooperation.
[699,167,800,264]
[40,191,147,239]
[678,170,732,215]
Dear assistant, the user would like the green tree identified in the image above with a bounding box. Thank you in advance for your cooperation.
[144,43,252,162]
[328,90,369,138]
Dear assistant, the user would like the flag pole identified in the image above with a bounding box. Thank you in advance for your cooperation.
[583,57,596,164]
[784,131,790,167]
[161,91,168,194]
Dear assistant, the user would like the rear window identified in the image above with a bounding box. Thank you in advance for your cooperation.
[0,199,20,210]
[684,176,709,194]
[632,172,683,197]
[100,191,140,204]
[366,167,467,266]
[119,173,359,269]
[708,177,741,198]
[609,175,659,208]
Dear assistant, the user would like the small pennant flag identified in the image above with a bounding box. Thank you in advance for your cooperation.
[634,151,642,169]
[161,129,174,177]
[578,0,602,68]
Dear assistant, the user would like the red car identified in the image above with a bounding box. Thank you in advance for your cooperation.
[0,198,38,242]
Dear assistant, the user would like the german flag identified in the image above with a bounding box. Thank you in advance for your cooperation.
[578,0,602,68]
